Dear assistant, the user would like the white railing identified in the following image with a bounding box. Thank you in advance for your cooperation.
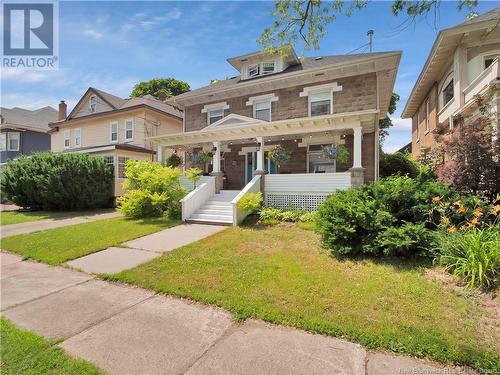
[180,176,215,221]
[463,58,499,105]
[264,172,351,210]
[231,175,261,226]
[179,175,213,192]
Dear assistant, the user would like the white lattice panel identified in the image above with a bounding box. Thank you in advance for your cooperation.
[265,193,330,211]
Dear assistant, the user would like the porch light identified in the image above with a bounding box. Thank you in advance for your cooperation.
[256,142,261,151]
[212,146,217,152]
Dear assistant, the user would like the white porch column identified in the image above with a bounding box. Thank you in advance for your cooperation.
[352,127,363,168]
[255,136,265,172]
[157,145,164,164]
[212,141,221,173]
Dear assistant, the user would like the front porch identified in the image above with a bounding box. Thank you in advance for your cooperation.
[151,110,379,224]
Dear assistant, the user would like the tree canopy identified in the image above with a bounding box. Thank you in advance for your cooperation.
[131,78,190,99]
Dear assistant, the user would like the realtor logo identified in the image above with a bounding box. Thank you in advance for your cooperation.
[2,1,59,69]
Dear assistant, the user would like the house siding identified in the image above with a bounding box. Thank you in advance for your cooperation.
[0,129,50,163]
[184,73,378,132]
[411,83,438,159]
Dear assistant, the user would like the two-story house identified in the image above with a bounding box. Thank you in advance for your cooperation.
[0,106,56,166]
[149,48,401,224]
[402,7,500,159]
[49,87,183,196]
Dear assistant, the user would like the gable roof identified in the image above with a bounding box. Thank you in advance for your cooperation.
[60,87,182,124]
[205,113,266,130]
[0,106,58,132]
[402,7,500,118]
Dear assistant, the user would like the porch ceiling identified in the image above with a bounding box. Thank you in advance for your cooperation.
[147,109,378,147]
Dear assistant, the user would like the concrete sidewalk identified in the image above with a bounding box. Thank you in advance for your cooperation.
[0,210,121,238]
[1,251,464,375]
[66,224,226,274]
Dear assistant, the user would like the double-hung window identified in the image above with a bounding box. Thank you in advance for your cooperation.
[442,79,454,106]
[7,132,20,151]
[262,62,275,75]
[63,130,70,149]
[74,128,81,147]
[125,119,133,141]
[90,95,97,113]
[0,133,6,151]
[248,64,260,78]
[254,100,271,121]
[310,91,332,116]
[208,108,224,124]
[425,100,430,133]
[110,122,118,143]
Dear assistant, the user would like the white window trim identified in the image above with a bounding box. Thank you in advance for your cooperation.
[300,82,342,117]
[246,93,278,122]
[110,121,118,143]
[425,100,430,135]
[125,119,134,141]
[202,102,230,125]
[63,130,70,149]
[482,51,500,69]
[253,100,272,121]
[0,133,6,152]
[74,128,81,147]
[439,73,454,110]
[89,95,97,113]
[7,132,20,151]
[415,112,420,143]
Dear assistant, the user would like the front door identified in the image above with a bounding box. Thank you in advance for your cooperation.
[246,152,277,183]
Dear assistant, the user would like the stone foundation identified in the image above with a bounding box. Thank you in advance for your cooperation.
[349,167,365,187]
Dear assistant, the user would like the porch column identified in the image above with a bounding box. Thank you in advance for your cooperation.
[254,137,266,192]
[210,141,224,193]
[157,145,164,164]
[349,126,365,187]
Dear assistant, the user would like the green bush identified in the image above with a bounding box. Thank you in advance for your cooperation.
[185,167,203,188]
[164,153,183,168]
[259,207,315,225]
[259,207,282,225]
[0,152,113,210]
[316,175,452,257]
[379,152,419,179]
[299,211,317,223]
[117,160,185,218]
[435,228,500,290]
[237,192,263,213]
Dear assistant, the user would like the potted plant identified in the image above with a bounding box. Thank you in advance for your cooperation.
[268,144,291,173]
[165,153,183,168]
[322,144,349,164]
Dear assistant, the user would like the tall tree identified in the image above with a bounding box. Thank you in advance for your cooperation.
[259,0,478,53]
[131,78,190,99]
[379,92,400,145]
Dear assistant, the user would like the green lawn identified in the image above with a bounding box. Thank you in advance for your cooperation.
[1,217,179,265]
[0,318,104,375]
[106,223,499,370]
[0,211,83,225]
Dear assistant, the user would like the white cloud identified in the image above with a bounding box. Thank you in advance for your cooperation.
[155,8,182,22]
[82,29,103,40]
[1,68,52,83]
[390,116,412,130]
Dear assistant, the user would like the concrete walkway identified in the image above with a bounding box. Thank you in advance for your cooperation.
[0,210,121,238]
[67,224,226,274]
[1,251,467,375]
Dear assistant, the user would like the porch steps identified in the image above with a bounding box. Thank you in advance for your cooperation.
[186,190,240,225]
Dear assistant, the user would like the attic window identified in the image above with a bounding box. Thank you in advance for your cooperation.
[90,95,97,113]
[248,64,260,78]
[262,62,275,75]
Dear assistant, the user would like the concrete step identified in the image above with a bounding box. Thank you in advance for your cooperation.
[189,213,233,222]
[186,218,232,226]
[197,209,233,215]
[202,205,233,212]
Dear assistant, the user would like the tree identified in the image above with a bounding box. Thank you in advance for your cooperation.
[131,78,190,99]
[259,0,478,53]
[379,92,400,144]
[435,86,500,201]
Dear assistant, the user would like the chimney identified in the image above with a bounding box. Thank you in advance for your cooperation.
[58,100,67,121]
[158,92,167,102]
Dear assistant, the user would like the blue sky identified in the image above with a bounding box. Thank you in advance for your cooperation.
[2,1,499,152]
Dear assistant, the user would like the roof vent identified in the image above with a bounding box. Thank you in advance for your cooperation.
[314,56,323,60]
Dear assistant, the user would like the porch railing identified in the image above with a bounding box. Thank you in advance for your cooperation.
[231,175,262,226]
[180,176,215,221]
[179,175,213,192]
[264,172,351,210]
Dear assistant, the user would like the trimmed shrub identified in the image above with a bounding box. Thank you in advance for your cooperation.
[435,228,500,290]
[379,152,419,179]
[237,192,263,213]
[259,207,316,225]
[117,160,185,218]
[0,152,113,210]
[316,175,452,257]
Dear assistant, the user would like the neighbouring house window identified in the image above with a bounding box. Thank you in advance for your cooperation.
[90,95,97,113]
[63,130,70,149]
[307,144,336,173]
[110,122,118,143]
[0,133,7,151]
[310,91,332,116]
[102,155,115,175]
[262,62,275,75]
[484,54,499,69]
[248,64,260,78]
[208,108,224,124]
[118,156,129,178]
[425,100,430,133]
[442,79,454,106]
[254,100,271,121]
[7,132,20,151]
[415,111,420,142]
[125,119,133,141]
[74,128,81,147]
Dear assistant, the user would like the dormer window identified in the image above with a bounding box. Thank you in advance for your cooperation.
[262,62,275,75]
[90,95,97,113]
[248,64,260,78]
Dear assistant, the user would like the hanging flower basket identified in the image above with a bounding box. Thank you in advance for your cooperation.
[322,144,349,164]
[268,145,291,167]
